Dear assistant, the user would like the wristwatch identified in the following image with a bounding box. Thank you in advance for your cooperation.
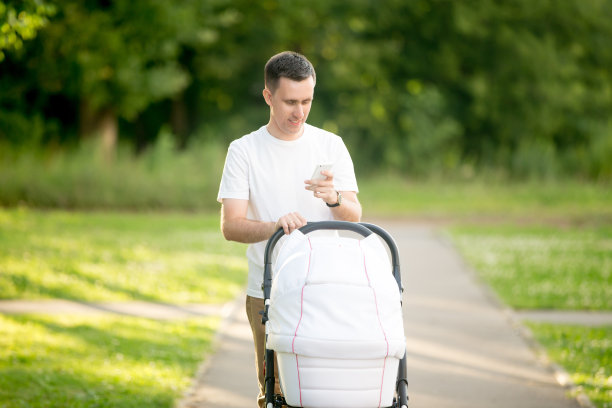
[326,191,342,207]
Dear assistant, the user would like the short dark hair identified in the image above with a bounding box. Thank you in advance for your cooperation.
[264,51,316,93]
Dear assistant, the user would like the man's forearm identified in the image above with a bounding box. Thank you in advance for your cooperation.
[330,195,362,222]
[221,216,277,244]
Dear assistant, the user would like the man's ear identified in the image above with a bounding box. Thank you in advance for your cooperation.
[262,88,272,106]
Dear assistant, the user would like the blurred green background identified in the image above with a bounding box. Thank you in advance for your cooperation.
[1,3,611,407]
[2,0,611,203]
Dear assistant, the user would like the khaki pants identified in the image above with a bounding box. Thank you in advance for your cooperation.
[245,295,281,408]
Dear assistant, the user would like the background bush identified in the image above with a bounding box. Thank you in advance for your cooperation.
[0,134,226,211]
[1,0,612,184]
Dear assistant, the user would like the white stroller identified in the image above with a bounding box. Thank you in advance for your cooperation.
[261,221,409,408]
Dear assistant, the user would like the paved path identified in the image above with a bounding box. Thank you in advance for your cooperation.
[0,299,231,320]
[177,295,258,408]
[386,223,582,408]
[515,310,612,326]
[174,221,587,408]
[2,300,611,326]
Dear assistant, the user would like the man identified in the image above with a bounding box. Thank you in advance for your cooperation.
[217,51,361,407]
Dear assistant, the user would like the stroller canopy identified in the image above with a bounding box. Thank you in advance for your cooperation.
[267,230,405,360]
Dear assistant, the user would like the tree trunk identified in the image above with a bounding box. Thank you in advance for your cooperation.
[171,95,189,149]
[79,100,118,162]
[99,109,117,162]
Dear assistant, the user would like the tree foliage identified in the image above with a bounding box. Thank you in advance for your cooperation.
[1,0,611,180]
[0,0,55,61]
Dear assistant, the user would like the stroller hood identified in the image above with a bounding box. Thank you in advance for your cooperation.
[267,230,406,360]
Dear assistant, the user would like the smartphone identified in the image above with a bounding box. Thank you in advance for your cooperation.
[311,164,333,180]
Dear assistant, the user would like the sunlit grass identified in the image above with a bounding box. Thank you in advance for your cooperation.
[449,224,612,310]
[0,208,242,407]
[526,323,612,408]
[0,208,247,303]
[0,314,218,408]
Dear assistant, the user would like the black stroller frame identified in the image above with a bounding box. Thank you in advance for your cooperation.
[261,221,409,408]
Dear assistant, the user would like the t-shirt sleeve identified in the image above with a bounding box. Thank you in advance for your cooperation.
[217,141,250,203]
[333,137,359,193]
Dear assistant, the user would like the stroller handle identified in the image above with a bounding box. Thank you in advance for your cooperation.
[262,221,402,301]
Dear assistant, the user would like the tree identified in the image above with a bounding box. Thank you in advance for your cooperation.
[0,0,55,61]
[1,1,215,158]
[1,0,611,179]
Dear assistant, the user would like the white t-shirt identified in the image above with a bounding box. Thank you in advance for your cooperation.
[217,124,359,298]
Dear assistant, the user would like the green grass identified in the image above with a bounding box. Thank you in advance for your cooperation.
[0,313,217,408]
[449,224,612,310]
[526,323,612,408]
[0,209,247,407]
[359,176,612,222]
[0,208,247,303]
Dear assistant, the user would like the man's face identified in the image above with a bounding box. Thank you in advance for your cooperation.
[264,76,314,140]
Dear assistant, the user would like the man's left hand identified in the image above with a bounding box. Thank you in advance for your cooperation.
[304,170,338,205]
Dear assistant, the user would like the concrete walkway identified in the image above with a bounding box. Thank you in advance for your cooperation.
[1,221,604,407]
[515,310,612,326]
[386,223,582,408]
[0,299,232,320]
[2,299,611,326]
[177,295,258,408]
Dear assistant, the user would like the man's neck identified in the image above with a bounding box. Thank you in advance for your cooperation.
[266,122,304,141]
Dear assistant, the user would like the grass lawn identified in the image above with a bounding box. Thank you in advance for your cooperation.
[0,208,248,407]
[0,208,247,303]
[449,224,611,408]
[0,314,217,408]
[526,323,612,408]
[359,177,612,223]
[449,224,612,310]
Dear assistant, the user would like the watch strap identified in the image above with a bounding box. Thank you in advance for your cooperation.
[326,191,342,207]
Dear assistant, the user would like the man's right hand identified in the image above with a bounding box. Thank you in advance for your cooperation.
[275,212,307,235]
[221,199,307,243]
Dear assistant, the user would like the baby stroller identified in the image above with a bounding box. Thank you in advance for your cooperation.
[261,221,409,408]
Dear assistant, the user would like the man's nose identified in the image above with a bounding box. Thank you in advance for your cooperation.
[294,104,304,118]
